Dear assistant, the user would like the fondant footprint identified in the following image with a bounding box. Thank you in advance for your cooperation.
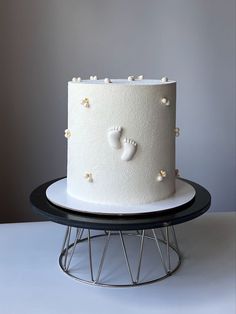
[107,126,123,149]
[121,138,137,161]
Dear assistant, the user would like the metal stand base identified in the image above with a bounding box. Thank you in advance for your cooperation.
[59,226,181,287]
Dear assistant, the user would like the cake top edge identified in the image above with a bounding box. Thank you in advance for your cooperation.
[69,77,176,85]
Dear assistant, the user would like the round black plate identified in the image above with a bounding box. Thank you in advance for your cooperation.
[30,177,211,231]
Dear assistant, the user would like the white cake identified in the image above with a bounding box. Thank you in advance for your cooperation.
[65,76,178,206]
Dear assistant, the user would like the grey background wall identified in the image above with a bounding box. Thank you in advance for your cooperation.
[0,0,235,222]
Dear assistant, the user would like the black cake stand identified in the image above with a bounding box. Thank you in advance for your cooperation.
[30,177,211,287]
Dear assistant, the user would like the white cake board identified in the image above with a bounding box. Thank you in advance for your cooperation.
[46,178,195,215]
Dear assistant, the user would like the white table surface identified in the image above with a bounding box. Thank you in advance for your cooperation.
[0,212,235,314]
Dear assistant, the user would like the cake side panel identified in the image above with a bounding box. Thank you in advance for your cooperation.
[67,82,176,205]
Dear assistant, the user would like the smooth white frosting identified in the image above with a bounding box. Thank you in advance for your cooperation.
[66,78,176,205]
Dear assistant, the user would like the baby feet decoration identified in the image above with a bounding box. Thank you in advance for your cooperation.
[107,126,123,149]
[121,138,137,161]
[107,126,138,161]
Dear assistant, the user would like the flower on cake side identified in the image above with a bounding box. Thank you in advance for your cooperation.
[84,172,93,183]
[156,170,167,182]
[161,97,170,106]
[174,128,180,137]
[175,169,180,177]
[81,98,90,108]
[72,77,82,83]
[64,129,71,139]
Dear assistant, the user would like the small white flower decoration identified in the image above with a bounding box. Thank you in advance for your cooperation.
[161,77,168,82]
[64,129,71,139]
[81,98,90,108]
[72,77,81,83]
[84,172,93,182]
[157,170,167,182]
[128,76,135,81]
[161,97,170,106]
[104,78,111,84]
[174,128,180,137]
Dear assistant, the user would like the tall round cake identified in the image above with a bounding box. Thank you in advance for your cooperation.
[65,76,177,205]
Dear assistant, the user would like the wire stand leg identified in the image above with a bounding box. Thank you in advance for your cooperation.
[119,231,134,284]
[165,226,171,273]
[136,230,145,284]
[66,228,84,271]
[63,227,72,269]
[88,229,94,282]
[95,231,111,284]
[152,229,168,274]
[160,228,166,242]
[61,226,70,254]
[170,226,180,255]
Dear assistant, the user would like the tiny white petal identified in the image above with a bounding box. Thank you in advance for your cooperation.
[157,175,163,182]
